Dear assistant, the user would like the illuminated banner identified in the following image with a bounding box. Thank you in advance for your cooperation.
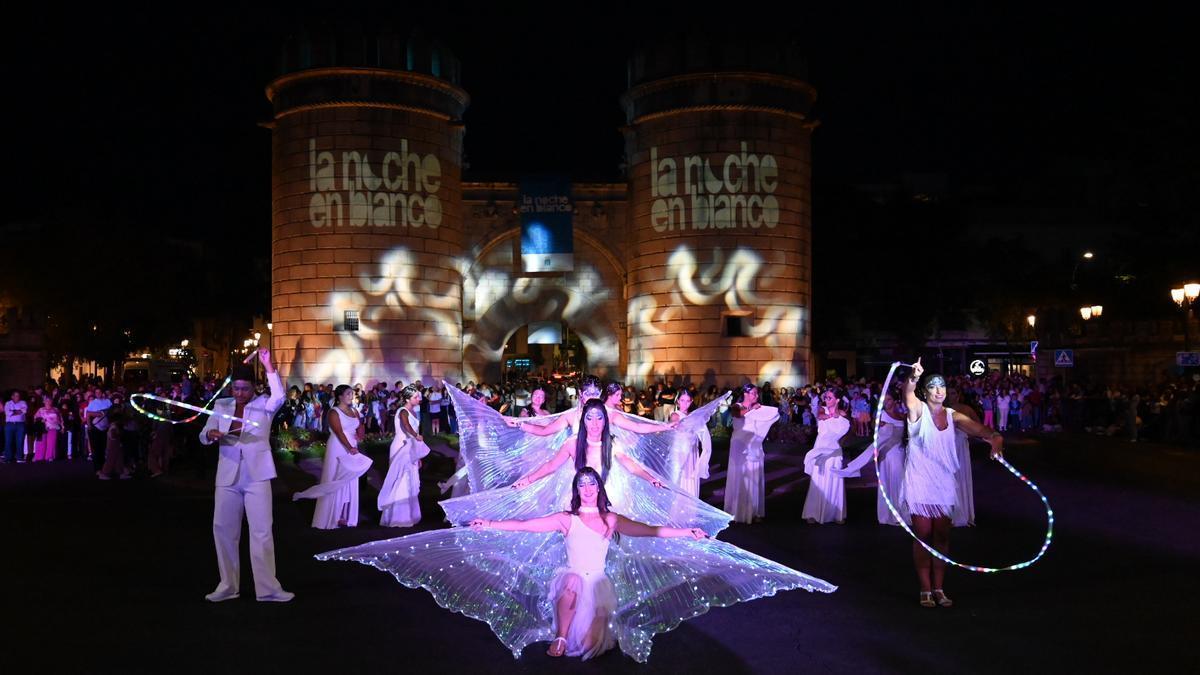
[649,142,779,232]
[519,177,574,272]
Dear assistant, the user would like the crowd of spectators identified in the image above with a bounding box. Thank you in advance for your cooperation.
[4,368,1198,479]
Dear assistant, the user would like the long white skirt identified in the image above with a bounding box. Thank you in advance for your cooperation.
[802,450,845,524]
[299,446,372,529]
[724,434,765,523]
[378,438,430,528]
[547,567,617,660]
[952,432,976,527]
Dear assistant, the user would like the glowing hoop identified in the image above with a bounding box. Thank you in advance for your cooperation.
[129,372,260,428]
[874,361,1053,572]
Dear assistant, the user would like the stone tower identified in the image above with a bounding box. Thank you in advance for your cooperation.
[620,37,817,388]
[267,28,469,386]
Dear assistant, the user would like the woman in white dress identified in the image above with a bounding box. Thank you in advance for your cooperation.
[835,394,908,525]
[669,389,711,498]
[802,389,850,524]
[903,359,1003,607]
[379,385,430,527]
[725,383,779,524]
[308,385,368,529]
[472,467,709,659]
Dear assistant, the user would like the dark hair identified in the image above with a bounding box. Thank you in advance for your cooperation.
[602,381,623,402]
[568,467,612,515]
[399,384,422,402]
[580,375,601,393]
[575,399,612,480]
[230,365,255,384]
[325,384,353,427]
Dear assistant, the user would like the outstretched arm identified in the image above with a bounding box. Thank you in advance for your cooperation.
[613,514,705,539]
[616,452,666,488]
[904,358,924,423]
[953,411,1005,459]
[511,439,573,489]
[470,512,569,533]
[506,411,571,436]
[613,411,677,433]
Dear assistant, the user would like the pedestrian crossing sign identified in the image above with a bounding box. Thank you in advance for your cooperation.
[1054,349,1074,367]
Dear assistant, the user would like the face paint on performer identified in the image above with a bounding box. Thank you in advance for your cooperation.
[924,375,947,404]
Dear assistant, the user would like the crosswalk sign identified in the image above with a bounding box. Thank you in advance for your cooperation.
[1054,349,1074,367]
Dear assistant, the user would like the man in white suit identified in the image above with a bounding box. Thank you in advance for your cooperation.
[199,349,293,602]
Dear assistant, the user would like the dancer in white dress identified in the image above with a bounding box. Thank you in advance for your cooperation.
[317,466,836,662]
[725,384,779,524]
[306,385,369,529]
[668,389,711,498]
[379,385,430,527]
[802,389,850,524]
[473,468,705,659]
[836,394,909,525]
[903,359,1003,607]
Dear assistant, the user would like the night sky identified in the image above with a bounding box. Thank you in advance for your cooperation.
[5,2,1197,337]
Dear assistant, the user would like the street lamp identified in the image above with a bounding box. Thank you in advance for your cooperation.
[1070,251,1095,290]
[254,331,261,341]
[1172,283,1200,351]
[1090,305,1103,318]
[181,339,189,348]
[1079,306,1092,320]
[1026,314,1037,329]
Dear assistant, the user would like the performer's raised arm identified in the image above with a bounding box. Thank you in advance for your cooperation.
[611,412,677,434]
[904,358,924,423]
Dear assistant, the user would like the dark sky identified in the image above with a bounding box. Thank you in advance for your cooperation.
[6,2,1197,248]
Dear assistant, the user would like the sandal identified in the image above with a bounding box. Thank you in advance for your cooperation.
[932,589,954,607]
[919,591,936,608]
[547,636,567,657]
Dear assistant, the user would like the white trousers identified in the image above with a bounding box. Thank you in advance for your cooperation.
[212,464,286,599]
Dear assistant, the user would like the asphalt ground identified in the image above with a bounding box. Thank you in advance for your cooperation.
[2,429,1195,674]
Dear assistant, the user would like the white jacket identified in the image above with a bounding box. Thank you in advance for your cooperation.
[199,370,285,486]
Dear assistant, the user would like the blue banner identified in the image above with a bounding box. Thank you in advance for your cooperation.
[519,177,574,272]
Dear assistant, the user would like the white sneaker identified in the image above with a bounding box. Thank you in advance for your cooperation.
[97,473,112,481]
[205,590,240,602]
[257,591,295,603]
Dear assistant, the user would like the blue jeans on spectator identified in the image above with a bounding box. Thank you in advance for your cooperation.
[4,422,27,462]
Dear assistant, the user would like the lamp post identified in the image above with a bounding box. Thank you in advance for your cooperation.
[1172,283,1200,351]
[1070,251,1095,290]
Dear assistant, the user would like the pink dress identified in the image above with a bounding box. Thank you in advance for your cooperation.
[34,408,62,462]
[546,513,617,660]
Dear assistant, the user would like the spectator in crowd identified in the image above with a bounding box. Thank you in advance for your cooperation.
[4,390,29,463]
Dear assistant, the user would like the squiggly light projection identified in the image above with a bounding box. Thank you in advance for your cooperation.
[290,246,466,386]
[626,245,809,387]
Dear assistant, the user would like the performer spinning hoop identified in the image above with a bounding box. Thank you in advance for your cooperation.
[885,357,1053,608]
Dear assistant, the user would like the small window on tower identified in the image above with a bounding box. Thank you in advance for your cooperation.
[723,313,749,338]
[343,310,359,332]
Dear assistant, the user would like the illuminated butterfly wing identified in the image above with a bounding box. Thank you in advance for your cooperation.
[610,392,730,486]
[444,383,572,492]
[441,449,733,536]
[605,535,837,663]
[316,525,565,659]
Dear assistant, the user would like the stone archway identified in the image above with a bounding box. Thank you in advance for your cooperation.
[461,231,625,384]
